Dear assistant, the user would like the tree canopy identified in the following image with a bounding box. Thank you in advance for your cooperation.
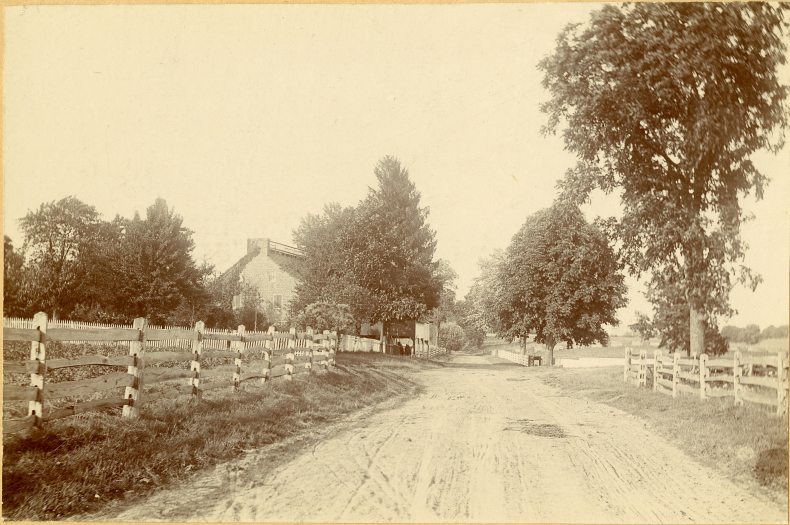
[291,156,446,329]
[114,198,209,325]
[3,236,27,316]
[495,204,627,365]
[540,3,788,356]
[9,196,213,325]
[19,196,108,318]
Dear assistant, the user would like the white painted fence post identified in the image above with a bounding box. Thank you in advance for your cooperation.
[624,346,630,383]
[189,321,204,398]
[734,351,743,406]
[307,327,315,373]
[776,352,787,416]
[285,327,296,380]
[639,350,647,387]
[262,325,275,384]
[28,312,48,425]
[672,352,680,399]
[699,353,708,400]
[233,325,245,391]
[654,350,661,392]
[123,317,147,418]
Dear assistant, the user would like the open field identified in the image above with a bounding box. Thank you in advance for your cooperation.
[542,366,789,502]
[2,352,434,520]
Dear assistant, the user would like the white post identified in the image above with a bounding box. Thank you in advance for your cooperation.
[189,321,204,398]
[654,350,661,392]
[285,327,296,380]
[307,327,315,373]
[233,325,245,391]
[123,317,147,418]
[699,353,708,400]
[624,346,630,383]
[776,352,787,416]
[734,350,743,406]
[28,312,48,424]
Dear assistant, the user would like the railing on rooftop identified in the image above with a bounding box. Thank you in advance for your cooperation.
[268,240,305,258]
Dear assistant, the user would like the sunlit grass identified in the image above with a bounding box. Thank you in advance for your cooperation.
[543,366,788,501]
[2,352,431,520]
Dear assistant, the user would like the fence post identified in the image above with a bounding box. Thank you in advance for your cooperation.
[623,346,630,383]
[306,327,315,373]
[262,326,275,384]
[233,325,245,391]
[123,317,147,418]
[285,327,296,380]
[653,350,661,392]
[639,350,647,387]
[330,331,337,368]
[734,350,743,406]
[672,352,680,398]
[190,321,204,399]
[699,353,708,400]
[28,312,48,425]
[776,352,787,416]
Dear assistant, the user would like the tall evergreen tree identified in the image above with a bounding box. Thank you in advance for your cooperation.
[114,198,208,324]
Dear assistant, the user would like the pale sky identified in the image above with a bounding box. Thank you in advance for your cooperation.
[4,4,789,329]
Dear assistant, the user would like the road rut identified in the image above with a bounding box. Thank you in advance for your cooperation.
[92,353,787,523]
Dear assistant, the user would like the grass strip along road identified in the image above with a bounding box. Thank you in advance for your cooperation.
[2,353,432,520]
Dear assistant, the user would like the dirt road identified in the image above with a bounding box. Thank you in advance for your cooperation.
[94,353,787,523]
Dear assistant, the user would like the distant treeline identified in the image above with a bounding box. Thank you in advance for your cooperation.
[720,324,789,345]
[3,196,262,330]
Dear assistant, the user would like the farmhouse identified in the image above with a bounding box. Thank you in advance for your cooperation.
[224,238,304,322]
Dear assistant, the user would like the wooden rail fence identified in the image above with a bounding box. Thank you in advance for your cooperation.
[2,313,337,434]
[623,347,788,416]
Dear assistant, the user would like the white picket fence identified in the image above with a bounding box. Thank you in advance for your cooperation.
[494,348,544,366]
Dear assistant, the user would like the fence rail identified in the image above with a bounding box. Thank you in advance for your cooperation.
[2,313,337,434]
[623,346,788,416]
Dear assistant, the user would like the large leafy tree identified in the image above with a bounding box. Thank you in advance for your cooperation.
[19,196,108,318]
[496,204,627,366]
[463,250,507,338]
[114,198,208,324]
[291,156,443,329]
[540,3,788,356]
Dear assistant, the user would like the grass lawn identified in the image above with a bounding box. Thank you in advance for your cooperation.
[2,352,434,521]
[542,366,789,502]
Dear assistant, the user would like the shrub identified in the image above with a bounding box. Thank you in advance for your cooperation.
[439,322,466,352]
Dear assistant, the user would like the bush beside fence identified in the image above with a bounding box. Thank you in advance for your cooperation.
[2,313,337,435]
[624,346,788,416]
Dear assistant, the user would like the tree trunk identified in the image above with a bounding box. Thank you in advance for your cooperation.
[520,336,527,354]
[689,307,705,358]
[545,337,555,366]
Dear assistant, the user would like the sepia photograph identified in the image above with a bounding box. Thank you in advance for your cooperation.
[2,2,789,523]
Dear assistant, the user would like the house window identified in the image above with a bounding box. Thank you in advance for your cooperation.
[232,294,242,310]
[273,294,282,309]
